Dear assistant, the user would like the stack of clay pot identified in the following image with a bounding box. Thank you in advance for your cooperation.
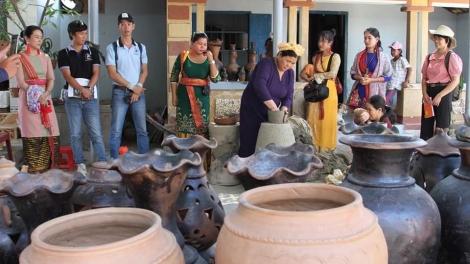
[255,110,295,150]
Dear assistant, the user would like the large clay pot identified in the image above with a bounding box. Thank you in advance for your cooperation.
[340,134,441,264]
[226,44,240,81]
[339,121,399,135]
[410,128,460,193]
[106,149,206,264]
[71,168,135,212]
[208,39,224,72]
[215,183,388,263]
[430,132,470,263]
[20,207,184,264]
[226,146,323,190]
[162,135,225,256]
[0,170,86,239]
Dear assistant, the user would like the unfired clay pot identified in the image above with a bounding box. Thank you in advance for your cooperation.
[20,207,184,264]
[215,183,388,263]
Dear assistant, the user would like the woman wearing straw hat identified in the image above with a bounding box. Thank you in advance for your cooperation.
[420,25,463,140]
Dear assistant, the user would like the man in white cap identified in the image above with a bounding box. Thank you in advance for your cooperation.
[420,25,462,140]
[386,41,411,108]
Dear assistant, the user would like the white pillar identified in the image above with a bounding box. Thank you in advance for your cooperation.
[273,0,283,55]
[88,0,99,44]
[466,10,470,115]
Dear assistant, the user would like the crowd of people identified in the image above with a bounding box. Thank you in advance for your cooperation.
[0,15,463,171]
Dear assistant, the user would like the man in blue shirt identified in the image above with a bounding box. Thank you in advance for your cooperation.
[0,44,20,82]
[105,12,149,159]
[58,20,109,175]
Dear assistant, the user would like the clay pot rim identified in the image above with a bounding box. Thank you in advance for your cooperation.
[161,135,218,152]
[339,134,427,149]
[108,149,202,174]
[30,208,165,253]
[226,150,323,179]
[448,138,470,149]
[239,183,363,216]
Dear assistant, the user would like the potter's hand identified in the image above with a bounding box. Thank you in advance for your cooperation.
[280,106,288,113]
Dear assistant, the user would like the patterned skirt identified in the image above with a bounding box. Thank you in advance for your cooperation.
[22,136,60,173]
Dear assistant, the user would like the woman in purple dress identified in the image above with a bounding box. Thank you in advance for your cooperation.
[238,42,304,157]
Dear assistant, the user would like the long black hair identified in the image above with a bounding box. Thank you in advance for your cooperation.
[364,27,382,51]
[367,95,397,124]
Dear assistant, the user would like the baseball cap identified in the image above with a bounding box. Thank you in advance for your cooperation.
[388,41,403,50]
[118,12,134,23]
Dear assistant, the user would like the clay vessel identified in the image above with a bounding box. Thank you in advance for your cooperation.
[215,183,388,263]
[162,135,225,254]
[340,134,441,264]
[0,169,86,239]
[20,207,184,264]
[267,110,287,124]
[410,128,460,193]
[339,121,399,135]
[430,133,470,263]
[226,44,240,81]
[208,39,224,72]
[244,42,257,81]
[106,149,206,264]
[220,68,228,82]
[237,67,246,82]
[71,168,135,212]
[265,142,315,156]
[226,148,323,190]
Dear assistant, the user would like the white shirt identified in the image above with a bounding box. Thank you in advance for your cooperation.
[387,57,411,90]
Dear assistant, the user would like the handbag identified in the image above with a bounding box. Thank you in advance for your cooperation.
[304,80,329,103]
[335,77,343,94]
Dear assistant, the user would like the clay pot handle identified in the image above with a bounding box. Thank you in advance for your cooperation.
[2,204,11,227]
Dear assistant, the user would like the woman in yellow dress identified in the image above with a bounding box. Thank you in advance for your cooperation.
[305,29,341,152]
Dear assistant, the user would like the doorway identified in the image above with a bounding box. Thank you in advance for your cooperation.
[308,11,348,103]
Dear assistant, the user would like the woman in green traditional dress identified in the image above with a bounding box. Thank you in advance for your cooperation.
[170,31,220,138]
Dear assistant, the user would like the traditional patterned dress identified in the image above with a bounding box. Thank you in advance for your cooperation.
[170,51,220,169]
[17,52,60,173]
[305,53,341,152]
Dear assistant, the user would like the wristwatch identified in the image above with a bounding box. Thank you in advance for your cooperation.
[210,60,215,64]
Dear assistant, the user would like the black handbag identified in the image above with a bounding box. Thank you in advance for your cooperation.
[304,80,329,103]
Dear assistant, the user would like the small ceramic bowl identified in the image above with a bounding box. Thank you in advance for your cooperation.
[214,116,239,125]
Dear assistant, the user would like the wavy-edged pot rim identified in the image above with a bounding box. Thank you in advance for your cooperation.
[416,128,460,156]
[225,149,323,180]
[27,207,177,259]
[339,134,427,149]
[264,142,315,156]
[448,138,470,150]
[108,149,202,174]
[161,135,218,152]
[0,169,86,196]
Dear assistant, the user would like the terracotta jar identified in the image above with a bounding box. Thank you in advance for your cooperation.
[20,207,184,264]
[106,149,206,264]
[340,134,441,264]
[71,168,135,212]
[244,42,257,81]
[162,135,225,256]
[208,39,224,72]
[215,183,388,263]
[226,44,240,81]
[237,67,246,82]
[410,128,460,193]
[430,127,470,263]
[226,146,323,190]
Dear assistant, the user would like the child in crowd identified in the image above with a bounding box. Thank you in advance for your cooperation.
[354,95,397,128]
[386,41,412,108]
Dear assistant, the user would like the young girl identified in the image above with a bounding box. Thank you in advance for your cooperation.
[354,95,397,128]
[386,41,412,108]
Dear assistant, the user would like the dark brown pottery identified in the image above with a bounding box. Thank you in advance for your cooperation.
[410,128,460,193]
[265,142,315,156]
[0,169,86,250]
[244,42,257,81]
[220,68,228,82]
[106,149,206,264]
[339,121,399,135]
[0,194,28,264]
[208,39,224,72]
[430,134,470,264]
[71,168,135,212]
[340,135,441,264]
[225,147,323,191]
[237,67,246,82]
[162,135,225,253]
[226,44,240,81]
